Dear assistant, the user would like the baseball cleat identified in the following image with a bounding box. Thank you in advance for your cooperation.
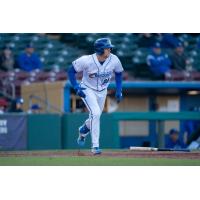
[91,147,102,155]
[77,134,86,147]
[77,125,90,147]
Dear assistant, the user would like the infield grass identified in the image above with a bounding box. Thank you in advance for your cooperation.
[0,156,200,166]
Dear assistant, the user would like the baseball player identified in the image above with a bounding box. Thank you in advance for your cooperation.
[68,38,124,155]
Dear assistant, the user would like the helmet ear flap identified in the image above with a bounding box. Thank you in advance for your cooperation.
[99,47,105,55]
[95,47,104,55]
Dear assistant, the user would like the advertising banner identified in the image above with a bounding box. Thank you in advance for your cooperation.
[0,115,27,150]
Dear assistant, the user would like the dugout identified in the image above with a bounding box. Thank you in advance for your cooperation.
[64,81,200,148]
[17,81,200,149]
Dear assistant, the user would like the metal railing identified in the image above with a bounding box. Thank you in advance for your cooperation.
[29,94,63,114]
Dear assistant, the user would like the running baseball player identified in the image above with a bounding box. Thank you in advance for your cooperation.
[68,38,124,155]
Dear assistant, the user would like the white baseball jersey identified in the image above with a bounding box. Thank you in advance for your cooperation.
[72,53,124,91]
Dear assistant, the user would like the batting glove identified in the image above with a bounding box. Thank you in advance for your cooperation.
[115,90,123,103]
[75,86,86,98]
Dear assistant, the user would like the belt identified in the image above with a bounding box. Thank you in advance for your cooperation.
[81,82,107,92]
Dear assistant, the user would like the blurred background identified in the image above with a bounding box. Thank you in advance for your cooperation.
[0,33,200,151]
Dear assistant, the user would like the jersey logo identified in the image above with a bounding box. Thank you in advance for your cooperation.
[88,71,112,78]
[101,78,110,86]
[88,71,112,87]
[89,73,98,78]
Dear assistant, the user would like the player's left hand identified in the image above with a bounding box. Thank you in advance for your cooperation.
[75,86,86,98]
[115,91,123,103]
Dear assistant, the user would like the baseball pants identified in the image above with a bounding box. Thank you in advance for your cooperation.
[81,85,107,148]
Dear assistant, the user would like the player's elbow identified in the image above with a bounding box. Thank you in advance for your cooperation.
[115,72,122,75]
[67,65,76,75]
[67,65,73,73]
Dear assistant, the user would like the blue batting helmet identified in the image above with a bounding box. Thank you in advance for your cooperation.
[16,97,24,104]
[152,42,161,48]
[94,38,114,55]
[169,128,179,135]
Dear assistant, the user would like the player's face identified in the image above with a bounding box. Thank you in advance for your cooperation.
[103,48,111,58]
[4,49,12,56]
[26,47,34,54]
[153,47,161,55]
[171,133,179,142]
[16,103,22,109]
[176,47,184,54]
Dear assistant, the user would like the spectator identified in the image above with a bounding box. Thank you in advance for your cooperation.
[166,129,186,149]
[182,107,200,144]
[170,42,189,71]
[0,98,8,114]
[196,36,200,49]
[0,46,15,71]
[187,137,200,150]
[137,33,158,48]
[8,98,24,113]
[187,126,200,150]
[160,33,180,48]
[147,42,172,79]
[27,104,42,114]
[183,107,200,149]
[17,44,42,72]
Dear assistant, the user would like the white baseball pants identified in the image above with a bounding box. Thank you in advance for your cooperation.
[81,85,107,148]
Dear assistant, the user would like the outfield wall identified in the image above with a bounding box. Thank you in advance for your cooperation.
[62,113,119,149]
[0,112,200,150]
[0,113,120,150]
[28,113,120,150]
[27,114,62,150]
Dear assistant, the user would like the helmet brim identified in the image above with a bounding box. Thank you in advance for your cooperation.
[104,44,114,49]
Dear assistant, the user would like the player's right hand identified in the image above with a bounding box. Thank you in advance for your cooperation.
[75,87,86,98]
[115,91,123,103]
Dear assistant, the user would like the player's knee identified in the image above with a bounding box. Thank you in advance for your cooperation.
[92,109,101,118]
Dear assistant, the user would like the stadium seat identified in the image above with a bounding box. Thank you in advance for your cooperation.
[2,33,200,84]
[55,71,67,81]
[165,70,186,81]
[0,71,8,79]
[189,70,200,80]
[34,71,51,81]
[14,70,29,81]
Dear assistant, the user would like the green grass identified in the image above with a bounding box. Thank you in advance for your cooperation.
[0,156,200,166]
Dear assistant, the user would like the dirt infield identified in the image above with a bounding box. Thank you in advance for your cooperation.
[0,150,200,160]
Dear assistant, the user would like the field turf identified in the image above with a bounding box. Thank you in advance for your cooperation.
[1,156,200,166]
[0,150,200,166]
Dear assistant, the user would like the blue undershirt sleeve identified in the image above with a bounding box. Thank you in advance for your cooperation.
[67,65,79,90]
[115,72,122,92]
